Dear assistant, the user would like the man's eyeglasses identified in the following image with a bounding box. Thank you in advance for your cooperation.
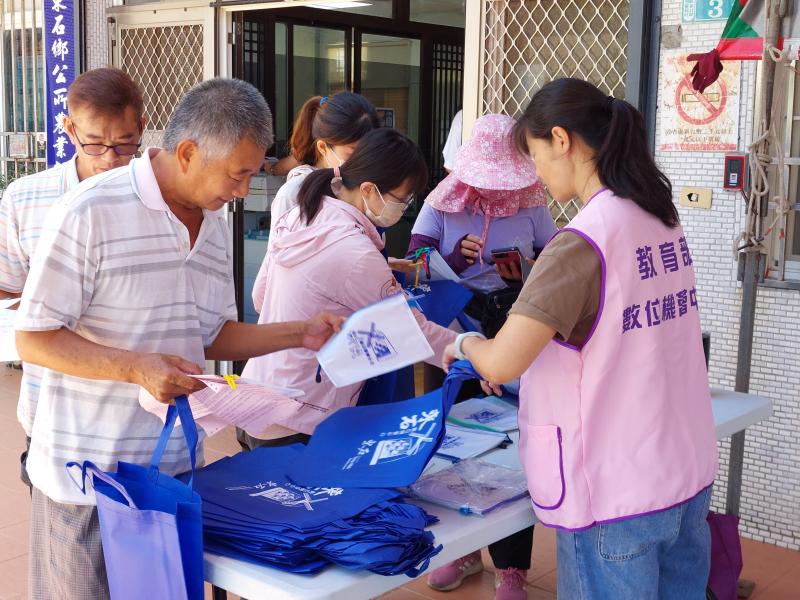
[72,125,141,157]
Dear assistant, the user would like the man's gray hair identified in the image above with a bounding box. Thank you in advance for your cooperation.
[163,78,273,160]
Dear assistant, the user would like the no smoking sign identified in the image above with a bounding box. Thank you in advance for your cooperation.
[659,51,740,153]
[676,75,728,126]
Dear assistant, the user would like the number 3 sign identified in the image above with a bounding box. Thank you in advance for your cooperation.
[682,0,734,22]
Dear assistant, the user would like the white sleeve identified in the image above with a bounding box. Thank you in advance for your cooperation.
[442,110,463,171]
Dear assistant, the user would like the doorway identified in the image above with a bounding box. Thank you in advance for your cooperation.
[229,5,464,324]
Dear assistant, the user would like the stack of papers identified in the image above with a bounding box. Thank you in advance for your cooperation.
[139,375,305,437]
[447,396,520,432]
[410,459,529,517]
[189,444,442,577]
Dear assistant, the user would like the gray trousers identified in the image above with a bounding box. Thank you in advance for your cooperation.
[30,487,110,600]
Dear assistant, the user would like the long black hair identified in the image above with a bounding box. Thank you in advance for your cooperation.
[290,92,380,166]
[512,78,678,228]
[298,127,428,224]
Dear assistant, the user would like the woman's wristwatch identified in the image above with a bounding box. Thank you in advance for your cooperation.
[454,332,487,361]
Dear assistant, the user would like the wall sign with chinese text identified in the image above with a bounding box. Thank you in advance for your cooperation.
[44,0,78,167]
[682,0,735,22]
[659,51,741,152]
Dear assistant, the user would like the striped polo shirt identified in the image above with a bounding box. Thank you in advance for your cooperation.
[0,157,79,435]
[16,148,237,504]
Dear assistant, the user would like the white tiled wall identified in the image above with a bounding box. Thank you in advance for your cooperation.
[84,0,112,70]
[659,0,800,550]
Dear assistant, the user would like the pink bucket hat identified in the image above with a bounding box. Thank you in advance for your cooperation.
[451,113,539,190]
[424,114,547,265]
[425,113,547,215]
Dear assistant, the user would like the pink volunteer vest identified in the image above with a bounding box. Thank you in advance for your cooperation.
[519,190,718,530]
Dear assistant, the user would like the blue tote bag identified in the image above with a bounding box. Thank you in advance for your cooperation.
[289,362,484,488]
[287,390,447,488]
[408,280,473,329]
[442,360,482,411]
[68,396,203,600]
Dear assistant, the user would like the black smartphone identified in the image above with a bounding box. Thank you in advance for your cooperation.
[490,246,532,282]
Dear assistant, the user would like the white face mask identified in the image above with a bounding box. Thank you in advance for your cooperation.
[363,186,408,228]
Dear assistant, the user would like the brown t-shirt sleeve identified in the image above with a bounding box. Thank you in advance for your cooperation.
[509,231,602,348]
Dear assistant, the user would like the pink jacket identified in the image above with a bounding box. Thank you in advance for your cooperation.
[243,196,456,436]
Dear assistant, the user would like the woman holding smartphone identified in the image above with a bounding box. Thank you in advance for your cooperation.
[409,114,556,295]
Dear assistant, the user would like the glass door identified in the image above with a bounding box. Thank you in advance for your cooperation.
[356,32,422,258]
[357,32,421,143]
[291,25,348,118]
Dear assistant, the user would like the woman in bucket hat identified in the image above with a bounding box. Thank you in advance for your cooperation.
[409,113,557,294]
[411,114,557,600]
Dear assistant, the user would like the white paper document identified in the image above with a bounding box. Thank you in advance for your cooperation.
[316,293,434,388]
[139,375,305,437]
[436,424,508,461]
[0,309,20,362]
[447,396,520,432]
[426,249,461,283]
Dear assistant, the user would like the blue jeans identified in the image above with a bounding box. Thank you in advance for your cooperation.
[557,487,712,599]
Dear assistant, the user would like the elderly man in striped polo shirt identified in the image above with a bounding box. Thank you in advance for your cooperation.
[15,78,342,600]
[0,67,146,489]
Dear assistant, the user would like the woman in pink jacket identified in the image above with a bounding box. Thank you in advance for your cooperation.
[241,128,457,449]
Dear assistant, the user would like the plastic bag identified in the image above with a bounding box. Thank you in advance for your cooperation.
[409,459,529,516]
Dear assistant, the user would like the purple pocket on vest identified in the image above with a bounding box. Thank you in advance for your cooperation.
[707,511,743,600]
[526,425,566,510]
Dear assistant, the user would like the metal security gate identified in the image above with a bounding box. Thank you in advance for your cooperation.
[464,0,657,226]
[108,0,215,148]
[430,41,463,187]
[0,0,47,188]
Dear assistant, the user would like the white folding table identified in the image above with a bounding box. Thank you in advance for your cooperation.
[206,388,772,599]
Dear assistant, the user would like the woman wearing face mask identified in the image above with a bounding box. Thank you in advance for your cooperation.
[410,114,555,293]
[445,78,717,599]
[410,114,556,339]
[269,92,380,233]
[240,128,457,450]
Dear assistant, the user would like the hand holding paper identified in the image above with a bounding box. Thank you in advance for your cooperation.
[315,294,434,388]
[301,311,345,351]
[139,374,306,437]
[131,353,205,403]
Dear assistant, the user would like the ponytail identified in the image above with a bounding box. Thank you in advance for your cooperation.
[297,127,428,224]
[289,91,380,167]
[290,96,324,165]
[297,168,336,223]
[513,78,678,228]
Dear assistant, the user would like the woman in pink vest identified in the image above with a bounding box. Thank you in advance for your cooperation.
[445,78,718,598]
